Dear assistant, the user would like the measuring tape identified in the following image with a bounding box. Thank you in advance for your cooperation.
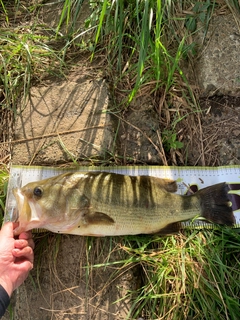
[5,165,240,229]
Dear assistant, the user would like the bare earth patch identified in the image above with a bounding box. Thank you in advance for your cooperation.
[185,96,240,166]
[0,3,240,320]
[6,235,142,320]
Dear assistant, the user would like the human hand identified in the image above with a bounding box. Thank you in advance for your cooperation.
[0,222,34,297]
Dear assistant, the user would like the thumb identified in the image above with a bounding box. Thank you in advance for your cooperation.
[0,222,14,238]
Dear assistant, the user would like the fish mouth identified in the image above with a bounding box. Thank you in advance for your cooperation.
[12,188,32,223]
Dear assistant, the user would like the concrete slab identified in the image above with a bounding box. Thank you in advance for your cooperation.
[7,72,142,320]
[12,76,114,165]
[195,14,240,97]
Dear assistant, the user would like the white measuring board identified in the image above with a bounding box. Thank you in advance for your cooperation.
[5,165,240,229]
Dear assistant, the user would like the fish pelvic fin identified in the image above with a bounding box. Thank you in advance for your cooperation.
[197,183,235,226]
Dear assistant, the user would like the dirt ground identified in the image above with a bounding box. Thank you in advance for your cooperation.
[186,95,240,166]
[10,235,142,320]
[1,3,240,320]
[3,83,239,320]
[115,95,240,166]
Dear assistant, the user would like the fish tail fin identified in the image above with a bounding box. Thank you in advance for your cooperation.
[198,183,235,226]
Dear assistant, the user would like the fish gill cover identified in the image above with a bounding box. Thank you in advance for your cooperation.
[4,165,240,231]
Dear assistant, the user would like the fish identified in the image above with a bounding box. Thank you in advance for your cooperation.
[11,171,235,236]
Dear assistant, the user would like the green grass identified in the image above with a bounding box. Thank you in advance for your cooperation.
[0,26,64,114]
[20,224,240,320]
[86,228,240,320]
[91,0,192,95]
[0,0,224,154]
[86,0,204,155]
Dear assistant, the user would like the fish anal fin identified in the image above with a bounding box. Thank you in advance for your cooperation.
[85,211,115,225]
[154,222,182,235]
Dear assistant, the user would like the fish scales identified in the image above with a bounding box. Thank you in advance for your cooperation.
[77,173,199,225]
[12,171,235,236]
[49,172,200,234]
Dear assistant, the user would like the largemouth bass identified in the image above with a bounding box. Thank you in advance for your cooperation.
[12,172,235,236]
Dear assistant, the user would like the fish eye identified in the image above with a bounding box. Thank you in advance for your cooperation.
[33,187,43,198]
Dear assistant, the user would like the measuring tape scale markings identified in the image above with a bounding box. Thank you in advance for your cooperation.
[5,165,240,229]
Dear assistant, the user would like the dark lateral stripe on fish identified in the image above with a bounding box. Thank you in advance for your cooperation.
[139,176,178,193]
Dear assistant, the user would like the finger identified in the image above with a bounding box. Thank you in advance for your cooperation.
[14,259,34,273]
[14,239,29,249]
[29,238,35,250]
[18,230,33,240]
[18,231,33,240]
[13,222,27,236]
[12,222,21,236]
[14,238,35,250]
[15,238,35,250]
[27,238,35,250]
[12,247,34,264]
[12,222,20,230]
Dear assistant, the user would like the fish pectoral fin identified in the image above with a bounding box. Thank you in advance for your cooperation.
[154,222,182,235]
[85,211,115,225]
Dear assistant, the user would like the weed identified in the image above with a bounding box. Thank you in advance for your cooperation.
[0,1,239,319]
[225,0,240,27]
[85,0,202,159]
[162,129,184,152]
[0,26,63,114]
[89,228,240,320]
[185,0,216,35]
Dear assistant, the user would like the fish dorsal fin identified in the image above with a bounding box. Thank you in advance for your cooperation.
[84,211,115,225]
[161,179,178,193]
[149,177,177,193]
